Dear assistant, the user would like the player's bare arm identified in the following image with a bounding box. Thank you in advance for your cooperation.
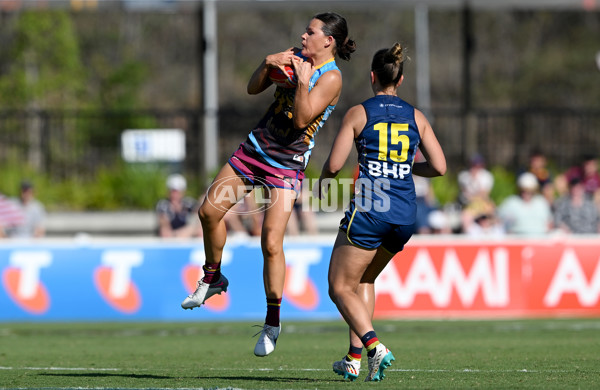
[247,48,295,95]
[324,104,367,177]
[316,105,365,199]
[292,62,342,129]
[412,109,446,178]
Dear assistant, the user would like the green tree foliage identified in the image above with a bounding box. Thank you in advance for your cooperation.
[0,11,84,108]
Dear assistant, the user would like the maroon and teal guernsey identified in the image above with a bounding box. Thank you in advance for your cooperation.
[241,57,340,171]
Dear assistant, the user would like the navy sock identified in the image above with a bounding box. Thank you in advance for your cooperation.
[361,331,381,357]
[346,345,363,361]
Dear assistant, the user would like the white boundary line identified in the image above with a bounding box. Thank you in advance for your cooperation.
[0,367,120,371]
[0,366,576,374]
[0,383,245,390]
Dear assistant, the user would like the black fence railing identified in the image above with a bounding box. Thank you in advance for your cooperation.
[1,108,599,181]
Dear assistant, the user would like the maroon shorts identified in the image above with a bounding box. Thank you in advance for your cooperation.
[228,146,304,193]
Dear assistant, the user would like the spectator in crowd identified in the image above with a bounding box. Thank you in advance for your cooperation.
[457,153,494,207]
[156,174,202,238]
[564,155,600,196]
[460,192,498,235]
[461,196,505,238]
[0,192,24,238]
[464,213,505,238]
[527,149,552,188]
[7,181,46,238]
[427,209,453,234]
[525,149,556,207]
[553,177,600,234]
[458,154,496,234]
[497,172,553,236]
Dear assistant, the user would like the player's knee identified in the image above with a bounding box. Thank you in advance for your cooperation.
[328,282,343,304]
[261,229,283,258]
[328,285,338,304]
[198,202,218,227]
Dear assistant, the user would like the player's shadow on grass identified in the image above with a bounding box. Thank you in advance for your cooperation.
[40,373,347,384]
[39,373,172,380]
[197,375,342,383]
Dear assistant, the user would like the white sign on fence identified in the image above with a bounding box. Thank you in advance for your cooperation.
[121,129,185,163]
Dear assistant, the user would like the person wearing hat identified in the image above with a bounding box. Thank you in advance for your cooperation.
[5,181,45,238]
[155,174,202,238]
[497,172,553,236]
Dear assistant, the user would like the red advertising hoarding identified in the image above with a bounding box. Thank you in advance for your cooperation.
[374,237,600,318]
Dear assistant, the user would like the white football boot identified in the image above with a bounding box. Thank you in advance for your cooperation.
[181,274,228,310]
[332,356,361,381]
[253,324,281,357]
[364,343,395,382]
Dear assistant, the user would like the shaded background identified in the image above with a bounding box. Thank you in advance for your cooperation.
[0,0,599,209]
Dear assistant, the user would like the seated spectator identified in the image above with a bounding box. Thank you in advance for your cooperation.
[554,177,600,234]
[458,154,496,234]
[457,153,494,207]
[427,209,453,234]
[497,172,553,236]
[527,149,552,188]
[565,155,600,197]
[525,149,556,207]
[156,174,202,238]
[462,197,505,237]
[7,180,46,238]
[0,192,24,238]
[465,213,505,238]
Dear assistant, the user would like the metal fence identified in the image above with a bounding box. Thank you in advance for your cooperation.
[1,108,599,182]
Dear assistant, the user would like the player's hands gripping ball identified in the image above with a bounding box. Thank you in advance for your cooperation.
[268,65,298,88]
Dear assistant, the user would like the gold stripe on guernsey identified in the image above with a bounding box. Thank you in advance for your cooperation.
[267,302,281,306]
[304,112,324,145]
[315,57,335,70]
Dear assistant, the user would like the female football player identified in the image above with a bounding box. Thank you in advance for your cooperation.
[317,42,446,381]
[181,12,356,357]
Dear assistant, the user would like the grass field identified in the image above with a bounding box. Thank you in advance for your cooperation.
[1,318,599,389]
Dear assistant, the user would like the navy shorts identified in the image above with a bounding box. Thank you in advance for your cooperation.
[339,202,416,254]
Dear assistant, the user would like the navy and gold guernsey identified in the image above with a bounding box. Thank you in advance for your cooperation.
[241,57,340,172]
[353,94,421,225]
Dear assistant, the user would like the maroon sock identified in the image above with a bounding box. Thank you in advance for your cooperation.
[265,298,282,327]
[201,263,221,284]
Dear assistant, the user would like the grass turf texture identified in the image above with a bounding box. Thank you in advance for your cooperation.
[1,319,599,389]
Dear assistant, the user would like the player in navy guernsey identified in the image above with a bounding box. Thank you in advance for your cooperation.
[317,43,446,382]
[353,95,421,224]
[180,13,356,358]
